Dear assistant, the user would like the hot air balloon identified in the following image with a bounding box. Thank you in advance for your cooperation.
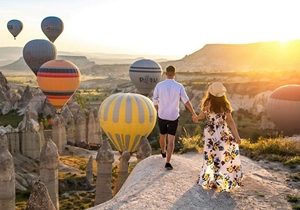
[267,84,300,135]
[99,93,157,152]
[41,16,64,42]
[23,39,57,75]
[7,19,23,39]
[37,60,81,112]
[129,59,162,95]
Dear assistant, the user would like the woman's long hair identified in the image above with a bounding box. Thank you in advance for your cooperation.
[200,91,232,113]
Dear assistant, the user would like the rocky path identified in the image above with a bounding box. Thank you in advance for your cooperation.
[90,153,299,210]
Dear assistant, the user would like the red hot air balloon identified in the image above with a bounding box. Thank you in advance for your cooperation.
[267,84,300,135]
[37,60,81,113]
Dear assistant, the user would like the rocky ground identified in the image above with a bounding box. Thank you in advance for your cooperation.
[90,153,299,210]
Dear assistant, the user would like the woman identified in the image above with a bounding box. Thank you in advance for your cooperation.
[194,82,242,192]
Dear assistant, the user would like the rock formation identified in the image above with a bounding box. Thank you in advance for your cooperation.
[87,110,101,146]
[0,134,15,210]
[75,110,87,146]
[66,117,76,145]
[41,98,56,117]
[90,155,295,210]
[115,151,130,194]
[52,114,67,154]
[0,72,12,114]
[6,131,20,155]
[67,101,81,117]
[61,105,74,124]
[18,85,33,109]
[136,137,152,162]
[86,155,94,185]
[95,139,114,205]
[18,109,42,160]
[0,72,9,91]
[26,180,56,210]
[10,91,21,109]
[93,108,103,147]
[40,138,59,210]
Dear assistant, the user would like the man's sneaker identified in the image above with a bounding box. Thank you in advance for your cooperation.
[165,162,173,170]
[161,151,166,158]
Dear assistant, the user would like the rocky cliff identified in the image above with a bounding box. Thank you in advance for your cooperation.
[90,154,297,210]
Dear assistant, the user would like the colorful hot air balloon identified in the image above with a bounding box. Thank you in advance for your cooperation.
[129,59,162,95]
[37,60,81,112]
[23,39,57,75]
[267,84,300,135]
[99,93,157,152]
[7,19,23,40]
[41,16,64,42]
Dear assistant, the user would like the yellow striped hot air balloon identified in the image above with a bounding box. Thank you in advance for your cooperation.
[99,93,156,153]
[37,60,81,112]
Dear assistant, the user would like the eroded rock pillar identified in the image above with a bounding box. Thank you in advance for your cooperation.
[40,138,59,210]
[0,134,15,210]
[95,139,114,205]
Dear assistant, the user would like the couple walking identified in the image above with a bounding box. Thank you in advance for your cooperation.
[152,65,243,192]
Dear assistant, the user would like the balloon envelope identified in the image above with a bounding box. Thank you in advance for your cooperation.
[99,93,157,152]
[23,39,57,75]
[7,19,23,39]
[37,60,81,111]
[267,84,300,135]
[129,59,162,95]
[41,16,64,42]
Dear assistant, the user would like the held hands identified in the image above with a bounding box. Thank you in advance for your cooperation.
[192,113,199,123]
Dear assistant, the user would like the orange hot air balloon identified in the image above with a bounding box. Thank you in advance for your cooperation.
[37,60,80,112]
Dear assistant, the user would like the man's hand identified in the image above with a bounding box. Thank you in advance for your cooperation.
[192,114,198,123]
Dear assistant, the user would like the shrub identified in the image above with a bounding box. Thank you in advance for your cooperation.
[240,137,300,167]
[287,194,300,210]
[0,110,23,127]
[179,127,203,153]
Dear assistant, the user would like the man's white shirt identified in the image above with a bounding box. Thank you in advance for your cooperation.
[153,79,189,121]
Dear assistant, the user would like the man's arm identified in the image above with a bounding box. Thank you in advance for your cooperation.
[185,101,197,118]
[180,85,197,118]
[152,86,159,112]
[154,104,158,112]
[184,101,196,115]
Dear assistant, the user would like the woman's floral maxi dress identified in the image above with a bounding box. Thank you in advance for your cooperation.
[198,111,243,192]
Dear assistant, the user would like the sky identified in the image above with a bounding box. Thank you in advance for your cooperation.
[1,0,300,59]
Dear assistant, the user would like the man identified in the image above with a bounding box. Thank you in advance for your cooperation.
[153,65,197,170]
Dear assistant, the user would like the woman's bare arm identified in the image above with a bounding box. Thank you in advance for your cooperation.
[225,112,241,144]
[196,111,206,121]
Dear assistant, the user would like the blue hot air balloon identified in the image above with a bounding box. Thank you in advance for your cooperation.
[7,19,23,40]
[23,39,57,75]
[41,16,64,42]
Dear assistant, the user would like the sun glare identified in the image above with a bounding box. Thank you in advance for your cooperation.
[2,0,300,58]
[279,40,289,48]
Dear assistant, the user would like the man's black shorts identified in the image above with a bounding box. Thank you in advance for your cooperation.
[158,117,179,136]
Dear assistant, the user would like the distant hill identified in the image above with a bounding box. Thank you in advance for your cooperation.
[163,40,300,72]
[0,47,168,68]
[3,40,300,74]
[0,47,23,66]
[0,55,96,73]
